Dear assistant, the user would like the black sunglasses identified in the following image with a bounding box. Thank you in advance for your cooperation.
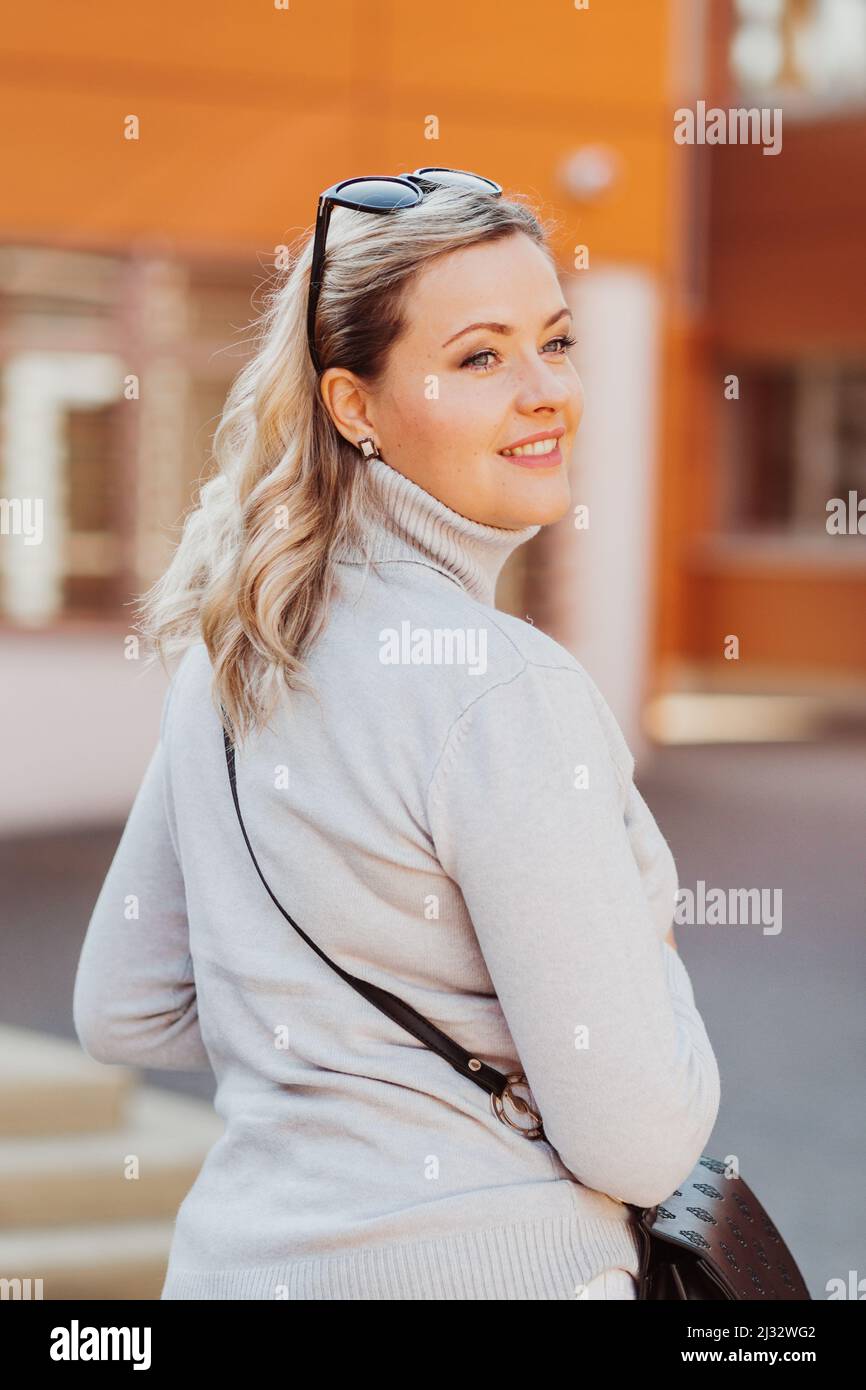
[305,166,503,375]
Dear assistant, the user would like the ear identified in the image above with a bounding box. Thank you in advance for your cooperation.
[319,366,376,449]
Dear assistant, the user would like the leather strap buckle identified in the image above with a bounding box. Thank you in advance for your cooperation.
[491,1071,545,1140]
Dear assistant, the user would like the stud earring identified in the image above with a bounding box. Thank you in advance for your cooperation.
[357,437,381,460]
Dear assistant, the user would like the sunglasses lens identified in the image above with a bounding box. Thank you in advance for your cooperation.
[337,178,421,210]
[413,168,501,193]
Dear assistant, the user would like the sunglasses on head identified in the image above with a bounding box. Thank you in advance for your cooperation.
[305,167,503,375]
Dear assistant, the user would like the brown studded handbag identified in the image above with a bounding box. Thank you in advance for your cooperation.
[222,720,810,1301]
[623,1160,810,1299]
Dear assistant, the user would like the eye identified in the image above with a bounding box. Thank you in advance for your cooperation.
[459,334,577,372]
[546,334,577,354]
[460,348,500,372]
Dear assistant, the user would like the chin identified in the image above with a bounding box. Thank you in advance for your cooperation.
[502,468,572,527]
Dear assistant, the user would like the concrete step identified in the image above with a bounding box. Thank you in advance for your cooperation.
[0,1024,132,1136]
[0,1083,223,1227]
[0,1219,177,1300]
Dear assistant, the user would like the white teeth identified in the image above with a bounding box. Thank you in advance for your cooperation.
[502,437,558,457]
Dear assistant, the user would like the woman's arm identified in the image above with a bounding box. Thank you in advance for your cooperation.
[426,662,719,1209]
[622,780,680,953]
[72,680,212,1073]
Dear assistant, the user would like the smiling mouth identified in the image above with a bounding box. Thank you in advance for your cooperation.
[500,437,559,458]
[499,436,562,467]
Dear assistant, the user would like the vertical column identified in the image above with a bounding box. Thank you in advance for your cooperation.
[130,259,192,587]
[555,267,663,767]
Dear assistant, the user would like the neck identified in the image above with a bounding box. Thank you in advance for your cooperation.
[333,456,542,607]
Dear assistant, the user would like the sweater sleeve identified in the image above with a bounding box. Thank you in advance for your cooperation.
[72,676,212,1073]
[425,661,720,1208]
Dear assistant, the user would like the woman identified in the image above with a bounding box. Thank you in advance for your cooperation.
[73,170,721,1301]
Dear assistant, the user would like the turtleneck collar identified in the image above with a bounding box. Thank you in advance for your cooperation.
[333,456,541,607]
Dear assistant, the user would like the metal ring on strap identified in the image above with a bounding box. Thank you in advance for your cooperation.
[490,1071,546,1140]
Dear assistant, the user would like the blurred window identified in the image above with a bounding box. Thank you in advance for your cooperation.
[731,0,866,100]
[62,401,124,614]
[0,247,251,628]
[724,362,866,536]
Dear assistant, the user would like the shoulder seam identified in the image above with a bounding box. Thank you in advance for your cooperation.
[424,661,530,810]
[159,673,176,744]
[424,658,616,819]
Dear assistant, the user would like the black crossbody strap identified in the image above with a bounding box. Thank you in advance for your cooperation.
[221,718,544,1138]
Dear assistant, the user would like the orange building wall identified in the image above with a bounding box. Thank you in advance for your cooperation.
[652,0,866,690]
[0,0,679,270]
[2,0,691,693]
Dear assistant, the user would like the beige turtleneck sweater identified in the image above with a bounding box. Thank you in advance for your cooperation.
[73,455,721,1300]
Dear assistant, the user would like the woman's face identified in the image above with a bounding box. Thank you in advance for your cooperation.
[323,230,583,529]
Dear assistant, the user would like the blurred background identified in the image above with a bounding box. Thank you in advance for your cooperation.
[1,0,863,1299]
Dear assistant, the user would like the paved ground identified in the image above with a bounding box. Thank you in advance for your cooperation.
[2,735,863,1301]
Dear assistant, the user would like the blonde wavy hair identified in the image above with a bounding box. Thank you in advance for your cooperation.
[134,182,555,747]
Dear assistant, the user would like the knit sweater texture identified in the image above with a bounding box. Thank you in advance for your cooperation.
[73,455,721,1300]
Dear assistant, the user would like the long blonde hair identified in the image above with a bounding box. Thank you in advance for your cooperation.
[134,183,555,746]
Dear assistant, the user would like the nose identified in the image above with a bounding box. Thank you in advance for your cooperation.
[511,350,575,414]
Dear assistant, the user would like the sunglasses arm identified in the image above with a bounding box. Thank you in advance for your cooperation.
[306,197,337,373]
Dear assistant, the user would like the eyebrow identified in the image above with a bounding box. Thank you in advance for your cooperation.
[442,306,572,348]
